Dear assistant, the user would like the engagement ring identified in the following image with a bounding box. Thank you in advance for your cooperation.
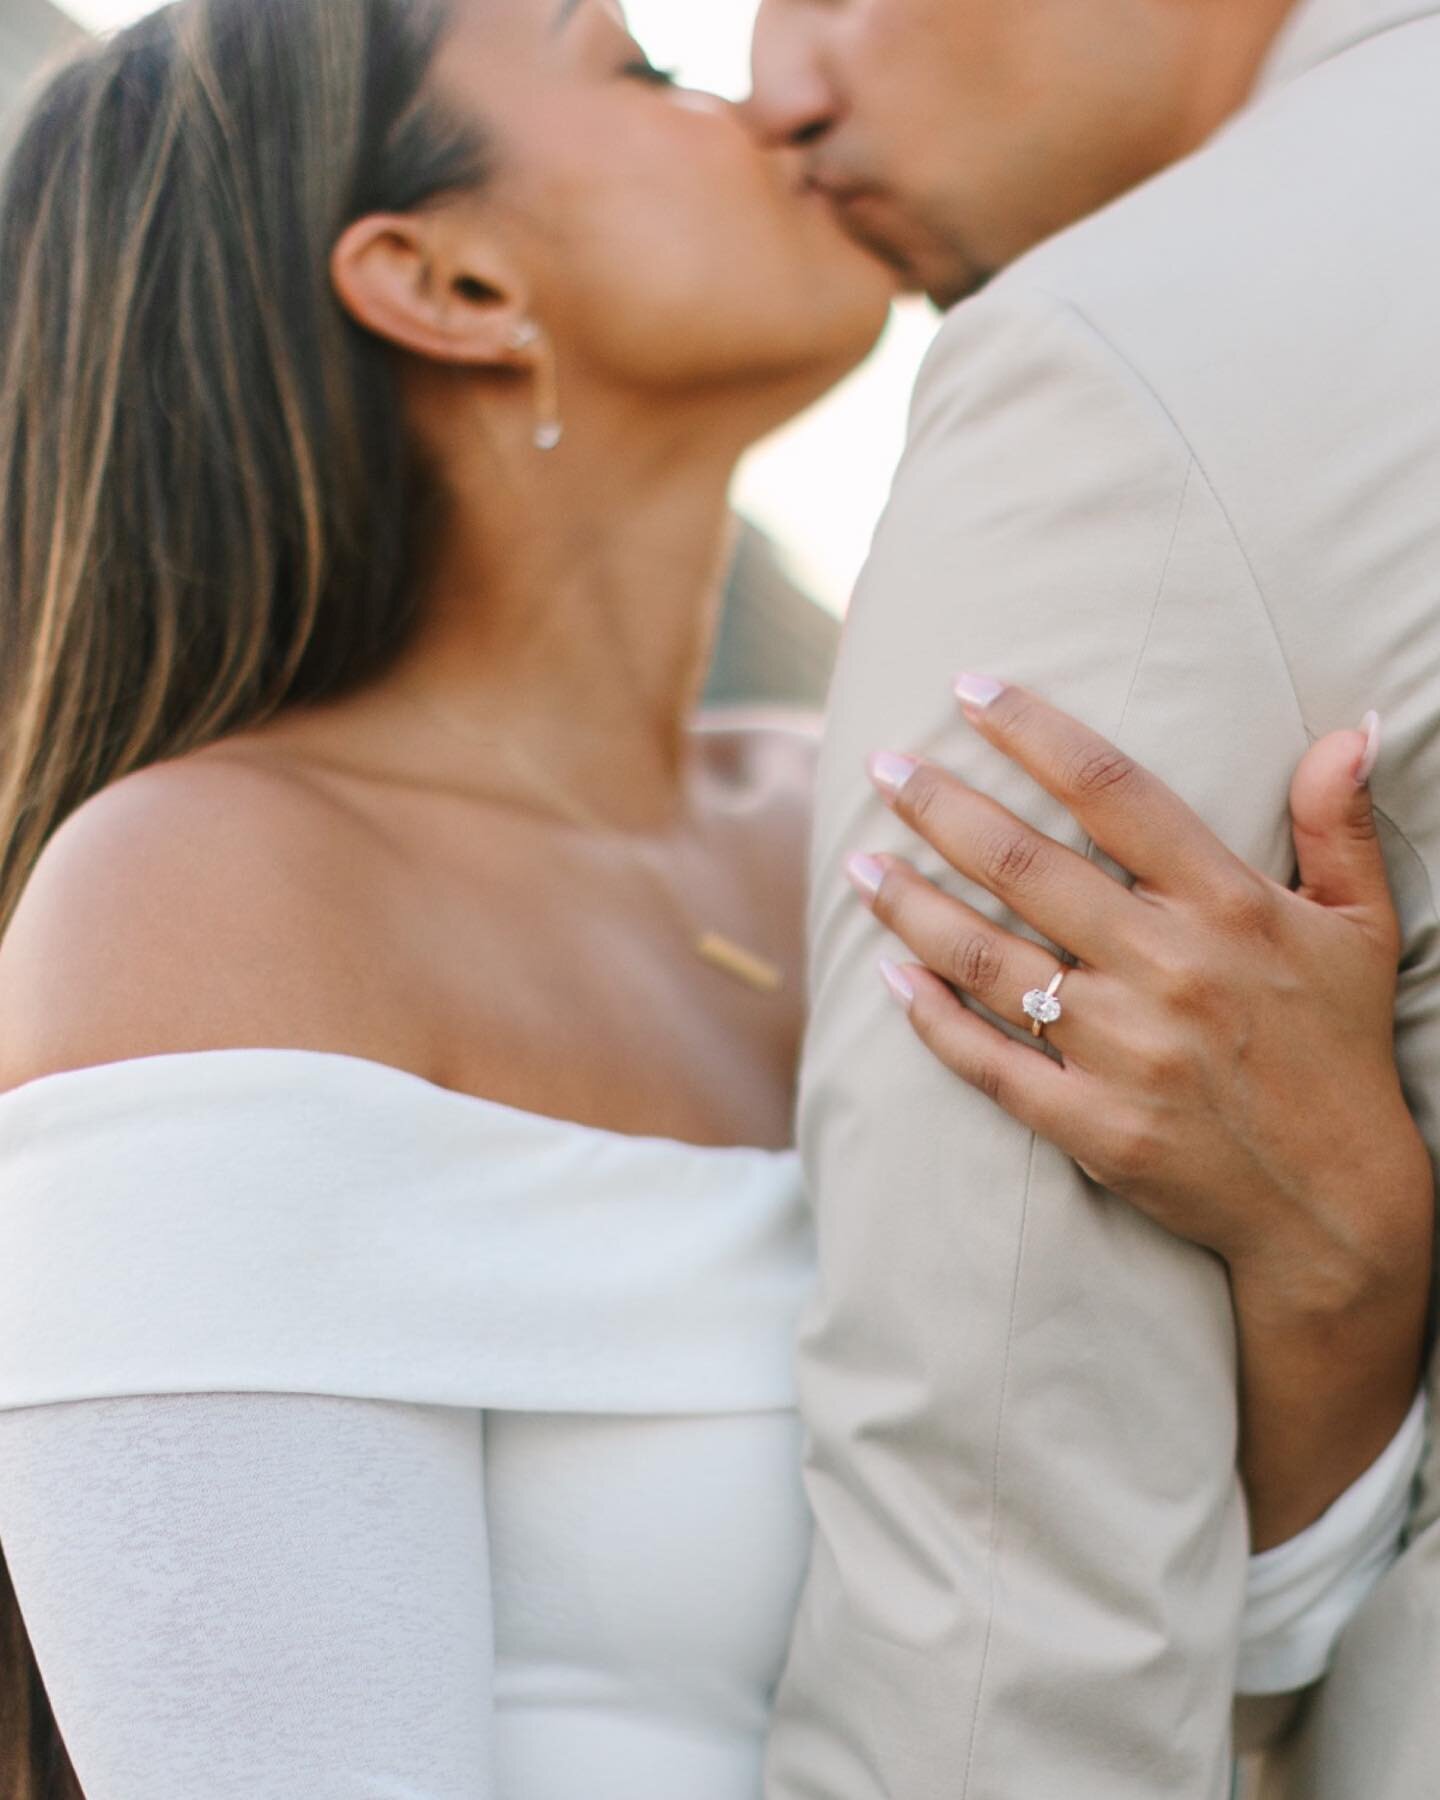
[1021,968,1067,1038]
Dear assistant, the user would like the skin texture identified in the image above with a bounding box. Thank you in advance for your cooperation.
[746,0,1299,305]
[0,0,897,1153]
[849,685,1432,1547]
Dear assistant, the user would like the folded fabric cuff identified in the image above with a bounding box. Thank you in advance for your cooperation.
[1236,1388,1428,1696]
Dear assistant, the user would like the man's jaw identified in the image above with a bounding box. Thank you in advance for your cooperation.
[804,173,923,284]
[805,175,989,308]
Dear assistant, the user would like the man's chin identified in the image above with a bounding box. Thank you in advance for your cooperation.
[828,201,988,310]
[924,266,994,311]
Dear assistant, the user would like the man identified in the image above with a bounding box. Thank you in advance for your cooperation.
[746,2,1440,1795]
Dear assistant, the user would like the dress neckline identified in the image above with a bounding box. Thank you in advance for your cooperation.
[0,1045,801,1165]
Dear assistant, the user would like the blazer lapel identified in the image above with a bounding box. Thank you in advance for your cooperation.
[1255,0,1440,95]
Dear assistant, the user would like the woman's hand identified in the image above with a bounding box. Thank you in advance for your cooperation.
[846,676,1432,1548]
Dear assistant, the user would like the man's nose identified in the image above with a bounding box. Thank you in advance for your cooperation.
[743,6,836,149]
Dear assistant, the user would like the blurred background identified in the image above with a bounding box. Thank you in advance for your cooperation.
[2,0,941,704]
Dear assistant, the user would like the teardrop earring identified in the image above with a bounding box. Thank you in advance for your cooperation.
[506,319,564,452]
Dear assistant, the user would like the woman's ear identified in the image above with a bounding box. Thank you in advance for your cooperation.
[328,211,532,368]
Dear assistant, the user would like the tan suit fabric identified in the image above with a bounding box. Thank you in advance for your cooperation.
[765,4,1440,1794]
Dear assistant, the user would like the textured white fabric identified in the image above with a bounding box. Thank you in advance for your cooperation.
[0,1050,1415,1794]
[0,1048,811,1415]
[1237,1388,1428,1696]
[0,1394,499,1799]
[0,1394,813,1799]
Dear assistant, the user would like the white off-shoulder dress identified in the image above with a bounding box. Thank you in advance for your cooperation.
[0,1049,1424,1798]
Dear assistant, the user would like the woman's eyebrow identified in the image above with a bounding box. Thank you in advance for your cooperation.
[553,0,588,31]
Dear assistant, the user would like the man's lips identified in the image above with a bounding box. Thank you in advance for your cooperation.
[801,176,921,280]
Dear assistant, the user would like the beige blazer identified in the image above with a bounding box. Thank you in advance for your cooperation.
[764,4,1440,1795]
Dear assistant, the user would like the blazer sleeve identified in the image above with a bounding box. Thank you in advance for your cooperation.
[768,282,1309,1800]
[0,1391,496,1799]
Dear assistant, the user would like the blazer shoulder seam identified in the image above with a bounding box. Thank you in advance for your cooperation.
[1020,284,1310,747]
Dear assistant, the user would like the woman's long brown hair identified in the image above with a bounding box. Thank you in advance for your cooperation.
[0,0,490,1789]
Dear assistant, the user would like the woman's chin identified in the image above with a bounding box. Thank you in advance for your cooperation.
[734,301,896,449]
[815,257,908,370]
[799,277,902,391]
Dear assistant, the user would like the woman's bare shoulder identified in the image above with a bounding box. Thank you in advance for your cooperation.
[0,746,397,1094]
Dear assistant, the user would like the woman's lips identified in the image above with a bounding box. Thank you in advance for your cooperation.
[804,177,899,238]
[802,176,887,231]
[802,171,877,206]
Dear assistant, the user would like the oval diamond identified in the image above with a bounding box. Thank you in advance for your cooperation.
[1022,989,1063,1025]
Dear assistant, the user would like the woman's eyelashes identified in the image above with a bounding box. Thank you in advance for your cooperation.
[622,57,680,88]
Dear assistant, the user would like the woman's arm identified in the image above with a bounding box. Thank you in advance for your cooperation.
[847,679,1432,1550]
[0,1391,496,1798]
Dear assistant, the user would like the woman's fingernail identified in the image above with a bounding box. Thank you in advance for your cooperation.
[845,852,886,901]
[1355,710,1382,786]
[954,672,1006,711]
[869,750,920,796]
[879,957,915,1011]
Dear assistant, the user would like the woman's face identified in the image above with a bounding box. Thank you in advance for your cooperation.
[423,0,899,412]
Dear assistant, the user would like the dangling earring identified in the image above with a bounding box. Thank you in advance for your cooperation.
[506,319,563,451]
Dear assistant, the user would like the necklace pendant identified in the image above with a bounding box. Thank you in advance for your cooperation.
[696,931,784,995]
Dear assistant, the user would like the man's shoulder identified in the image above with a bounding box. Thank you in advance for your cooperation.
[922,17,1440,428]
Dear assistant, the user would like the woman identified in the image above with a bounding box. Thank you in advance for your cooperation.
[0,0,1426,1795]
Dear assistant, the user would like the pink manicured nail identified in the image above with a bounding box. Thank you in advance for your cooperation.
[879,958,915,1010]
[869,750,919,796]
[1355,711,1382,786]
[845,852,886,901]
[954,672,1006,711]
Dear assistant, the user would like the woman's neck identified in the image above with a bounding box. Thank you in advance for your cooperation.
[374,410,747,834]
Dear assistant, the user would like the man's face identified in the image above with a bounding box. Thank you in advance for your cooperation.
[747,0,1195,307]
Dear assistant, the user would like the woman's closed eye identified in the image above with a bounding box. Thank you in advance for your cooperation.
[621,56,680,88]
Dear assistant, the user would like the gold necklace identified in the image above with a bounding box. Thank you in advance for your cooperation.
[394,684,785,996]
